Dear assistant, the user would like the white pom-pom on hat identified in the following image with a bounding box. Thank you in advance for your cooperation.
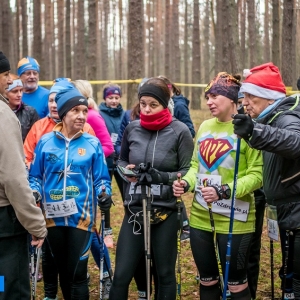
[243,69,252,78]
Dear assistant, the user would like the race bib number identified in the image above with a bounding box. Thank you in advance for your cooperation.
[266,205,279,241]
[129,182,161,196]
[45,198,78,218]
[111,133,118,145]
[195,173,250,222]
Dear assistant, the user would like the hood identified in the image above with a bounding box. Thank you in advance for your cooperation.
[99,102,123,117]
[258,95,300,125]
[172,94,190,106]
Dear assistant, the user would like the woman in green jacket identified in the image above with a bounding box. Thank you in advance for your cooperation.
[173,72,263,300]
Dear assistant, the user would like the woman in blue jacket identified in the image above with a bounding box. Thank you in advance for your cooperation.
[29,86,112,300]
[99,83,125,247]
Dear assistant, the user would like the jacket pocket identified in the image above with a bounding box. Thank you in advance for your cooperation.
[0,205,27,238]
[276,202,300,230]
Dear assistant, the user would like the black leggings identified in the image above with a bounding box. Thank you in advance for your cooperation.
[47,227,92,300]
[109,211,178,300]
[190,227,252,300]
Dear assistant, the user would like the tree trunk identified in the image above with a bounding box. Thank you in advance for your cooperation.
[228,0,241,74]
[127,0,144,109]
[215,0,223,73]
[75,0,85,78]
[57,0,65,76]
[264,0,271,62]
[33,0,42,71]
[65,0,72,78]
[172,0,180,82]
[88,0,97,81]
[247,0,256,68]
[2,0,11,58]
[272,0,280,66]
[102,0,109,80]
[164,0,171,77]
[203,0,210,82]
[281,0,294,86]
[184,0,190,96]
[191,0,201,110]
[221,1,230,71]
[21,0,28,57]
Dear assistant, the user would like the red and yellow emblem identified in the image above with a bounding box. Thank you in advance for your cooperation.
[78,148,86,156]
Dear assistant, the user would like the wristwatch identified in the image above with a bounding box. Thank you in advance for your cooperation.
[211,184,231,200]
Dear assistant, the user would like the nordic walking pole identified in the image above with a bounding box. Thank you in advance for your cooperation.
[282,230,291,300]
[270,239,275,300]
[34,247,42,299]
[176,173,182,299]
[99,185,106,300]
[222,137,241,300]
[203,178,225,294]
[30,245,36,300]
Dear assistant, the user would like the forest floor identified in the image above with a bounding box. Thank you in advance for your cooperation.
[35,108,284,299]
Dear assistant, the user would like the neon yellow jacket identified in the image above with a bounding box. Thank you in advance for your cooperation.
[183,118,263,234]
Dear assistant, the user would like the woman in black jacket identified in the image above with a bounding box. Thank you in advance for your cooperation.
[6,75,39,141]
[109,77,194,300]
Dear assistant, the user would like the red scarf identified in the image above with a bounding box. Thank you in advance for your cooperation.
[140,108,172,131]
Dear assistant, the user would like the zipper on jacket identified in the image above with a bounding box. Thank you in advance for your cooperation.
[63,140,70,226]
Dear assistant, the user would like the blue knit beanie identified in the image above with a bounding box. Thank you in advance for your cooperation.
[17,56,40,76]
[55,86,88,120]
[50,78,74,95]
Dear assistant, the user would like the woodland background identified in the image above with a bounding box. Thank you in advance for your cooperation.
[0,0,300,108]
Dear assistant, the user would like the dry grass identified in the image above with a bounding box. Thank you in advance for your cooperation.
[35,108,284,299]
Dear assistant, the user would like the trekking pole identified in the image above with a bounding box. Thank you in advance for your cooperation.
[176,173,182,299]
[95,228,113,282]
[222,137,241,300]
[270,239,275,300]
[34,247,42,299]
[99,185,106,300]
[282,230,291,300]
[30,245,36,300]
[203,178,225,294]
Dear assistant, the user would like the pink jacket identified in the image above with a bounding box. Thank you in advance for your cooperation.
[87,108,114,158]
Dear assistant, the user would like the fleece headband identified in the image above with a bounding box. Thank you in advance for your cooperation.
[17,56,40,76]
[7,79,23,92]
[138,83,169,108]
[205,72,241,103]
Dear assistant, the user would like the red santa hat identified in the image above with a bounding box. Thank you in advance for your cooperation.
[240,62,286,100]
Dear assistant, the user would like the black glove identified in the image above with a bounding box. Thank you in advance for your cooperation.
[232,114,254,140]
[33,191,41,203]
[97,194,112,211]
[147,168,169,185]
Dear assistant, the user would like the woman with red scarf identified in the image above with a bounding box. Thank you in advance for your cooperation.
[109,77,194,300]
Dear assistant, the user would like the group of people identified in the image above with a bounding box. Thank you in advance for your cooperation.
[1,48,300,300]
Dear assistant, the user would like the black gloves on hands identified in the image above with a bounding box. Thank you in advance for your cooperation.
[33,191,41,203]
[147,168,169,185]
[232,114,254,140]
[97,194,112,211]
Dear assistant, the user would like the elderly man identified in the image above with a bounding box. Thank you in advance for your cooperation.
[233,62,300,300]
[18,56,49,118]
[0,51,47,300]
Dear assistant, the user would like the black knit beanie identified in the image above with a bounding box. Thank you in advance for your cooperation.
[0,51,10,74]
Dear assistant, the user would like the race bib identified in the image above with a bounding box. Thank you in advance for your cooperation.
[129,182,161,196]
[266,205,279,241]
[195,173,250,222]
[111,133,118,145]
[45,198,78,218]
